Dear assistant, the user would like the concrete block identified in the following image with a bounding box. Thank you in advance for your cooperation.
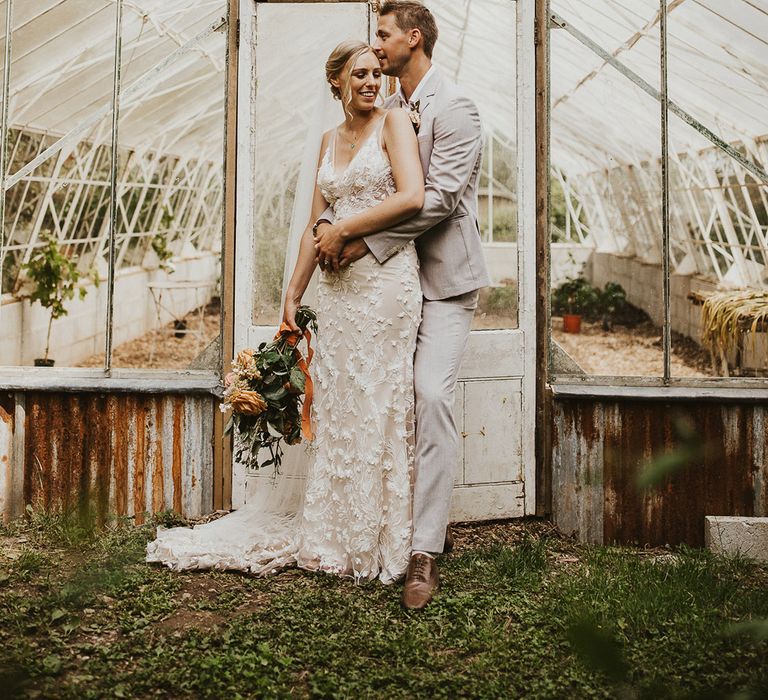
[741,333,768,373]
[670,273,690,299]
[615,255,630,281]
[671,298,690,338]
[589,252,611,288]
[551,244,593,286]
[705,516,768,562]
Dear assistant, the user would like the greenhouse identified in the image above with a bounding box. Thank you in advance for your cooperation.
[0,0,767,547]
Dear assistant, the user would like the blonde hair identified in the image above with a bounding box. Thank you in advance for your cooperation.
[325,40,375,117]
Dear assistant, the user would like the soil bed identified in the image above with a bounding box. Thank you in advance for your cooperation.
[81,299,221,370]
[553,317,714,377]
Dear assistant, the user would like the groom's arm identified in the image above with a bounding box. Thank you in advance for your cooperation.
[364,95,482,264]
[316,206,334,226]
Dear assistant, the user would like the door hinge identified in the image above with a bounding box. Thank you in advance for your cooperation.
[236,18,240,49]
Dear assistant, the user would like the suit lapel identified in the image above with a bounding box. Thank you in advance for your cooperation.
[382,68,443,113]
[382,69,443,174]
[414,69,442,117]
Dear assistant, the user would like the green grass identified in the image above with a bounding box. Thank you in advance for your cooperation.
[0,515,766,699]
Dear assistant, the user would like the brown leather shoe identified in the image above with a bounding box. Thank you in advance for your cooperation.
[401,554,439,610]
[443,525,454,554]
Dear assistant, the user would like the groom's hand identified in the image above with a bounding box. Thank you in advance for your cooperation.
[338,239,369,268]
[314,223,345,272]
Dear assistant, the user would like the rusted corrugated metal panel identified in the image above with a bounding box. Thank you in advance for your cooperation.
[552,399,768,546]
[550,400,604,543]
[0,391,216,523]
[0,393,14,522]
[1,392,25,522]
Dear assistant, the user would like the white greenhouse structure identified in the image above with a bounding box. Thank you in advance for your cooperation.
[0,0,767,548]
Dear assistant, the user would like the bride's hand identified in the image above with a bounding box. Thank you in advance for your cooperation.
[314,223,345,272]
[282,297,301,332]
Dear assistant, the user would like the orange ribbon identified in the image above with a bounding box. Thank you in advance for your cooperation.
[276,322,315,441]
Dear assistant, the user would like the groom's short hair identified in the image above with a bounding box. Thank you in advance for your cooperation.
[379,1,438,59]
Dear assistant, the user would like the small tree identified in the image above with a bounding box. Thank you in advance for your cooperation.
[22,233,98,363]
[150,231,175,273]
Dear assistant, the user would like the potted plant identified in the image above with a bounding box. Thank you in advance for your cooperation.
[598,281,628,331]
[21,232,99,366]
[552,276,599,333]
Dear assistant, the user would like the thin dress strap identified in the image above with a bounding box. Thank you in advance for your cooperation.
[377,111,389,151]
[331,127,339,171]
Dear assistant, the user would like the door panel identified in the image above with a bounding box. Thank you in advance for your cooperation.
[234,0,537,517]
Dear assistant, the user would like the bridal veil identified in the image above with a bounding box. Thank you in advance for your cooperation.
[146,76,341,575]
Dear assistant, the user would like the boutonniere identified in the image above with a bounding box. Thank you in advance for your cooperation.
[408,100,421,134]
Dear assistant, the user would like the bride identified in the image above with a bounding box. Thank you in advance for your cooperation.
[147,40,424,584]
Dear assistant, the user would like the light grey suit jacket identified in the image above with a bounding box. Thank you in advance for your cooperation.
[365,68,491,300]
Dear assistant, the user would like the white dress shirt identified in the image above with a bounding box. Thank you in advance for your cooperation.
[399,64,437,107]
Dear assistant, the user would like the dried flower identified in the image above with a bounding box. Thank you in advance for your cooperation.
[408,100,421,134]
[229,389,268,415]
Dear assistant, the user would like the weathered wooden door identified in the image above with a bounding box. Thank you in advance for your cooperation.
[234,0,537,517]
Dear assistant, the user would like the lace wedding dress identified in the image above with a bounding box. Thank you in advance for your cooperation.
[146,115,422,584]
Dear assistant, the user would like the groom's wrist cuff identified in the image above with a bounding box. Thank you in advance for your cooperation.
[312,219,331,236]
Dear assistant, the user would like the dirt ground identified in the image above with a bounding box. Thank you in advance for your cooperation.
[553,317,714,377]
[81,299,221,370]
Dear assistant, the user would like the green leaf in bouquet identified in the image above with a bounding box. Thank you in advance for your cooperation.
[264,387,288,402]
[239,414,256,431]
[223,414,235,436]
[289,366,306,392]
[295,305,319,334]
[267,421,284,439]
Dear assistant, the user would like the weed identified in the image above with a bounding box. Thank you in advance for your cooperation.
[0,518,766,699]
[12,549,48,581]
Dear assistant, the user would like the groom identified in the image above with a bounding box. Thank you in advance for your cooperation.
[314,0,489,610]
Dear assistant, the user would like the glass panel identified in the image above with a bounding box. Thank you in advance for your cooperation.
[430,1,519,330]
[251,3,370,326]
[108,3,226,370]
[666,2,768,379]
[1,1,117,368]
[550,0,669,378]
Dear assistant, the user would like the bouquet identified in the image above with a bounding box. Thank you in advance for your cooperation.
[222,306,318,473]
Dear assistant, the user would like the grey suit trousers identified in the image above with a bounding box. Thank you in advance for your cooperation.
[411,290,478,553]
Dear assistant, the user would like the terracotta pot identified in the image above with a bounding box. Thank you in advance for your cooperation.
[562,314,582,334]
[34,358,55,367]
